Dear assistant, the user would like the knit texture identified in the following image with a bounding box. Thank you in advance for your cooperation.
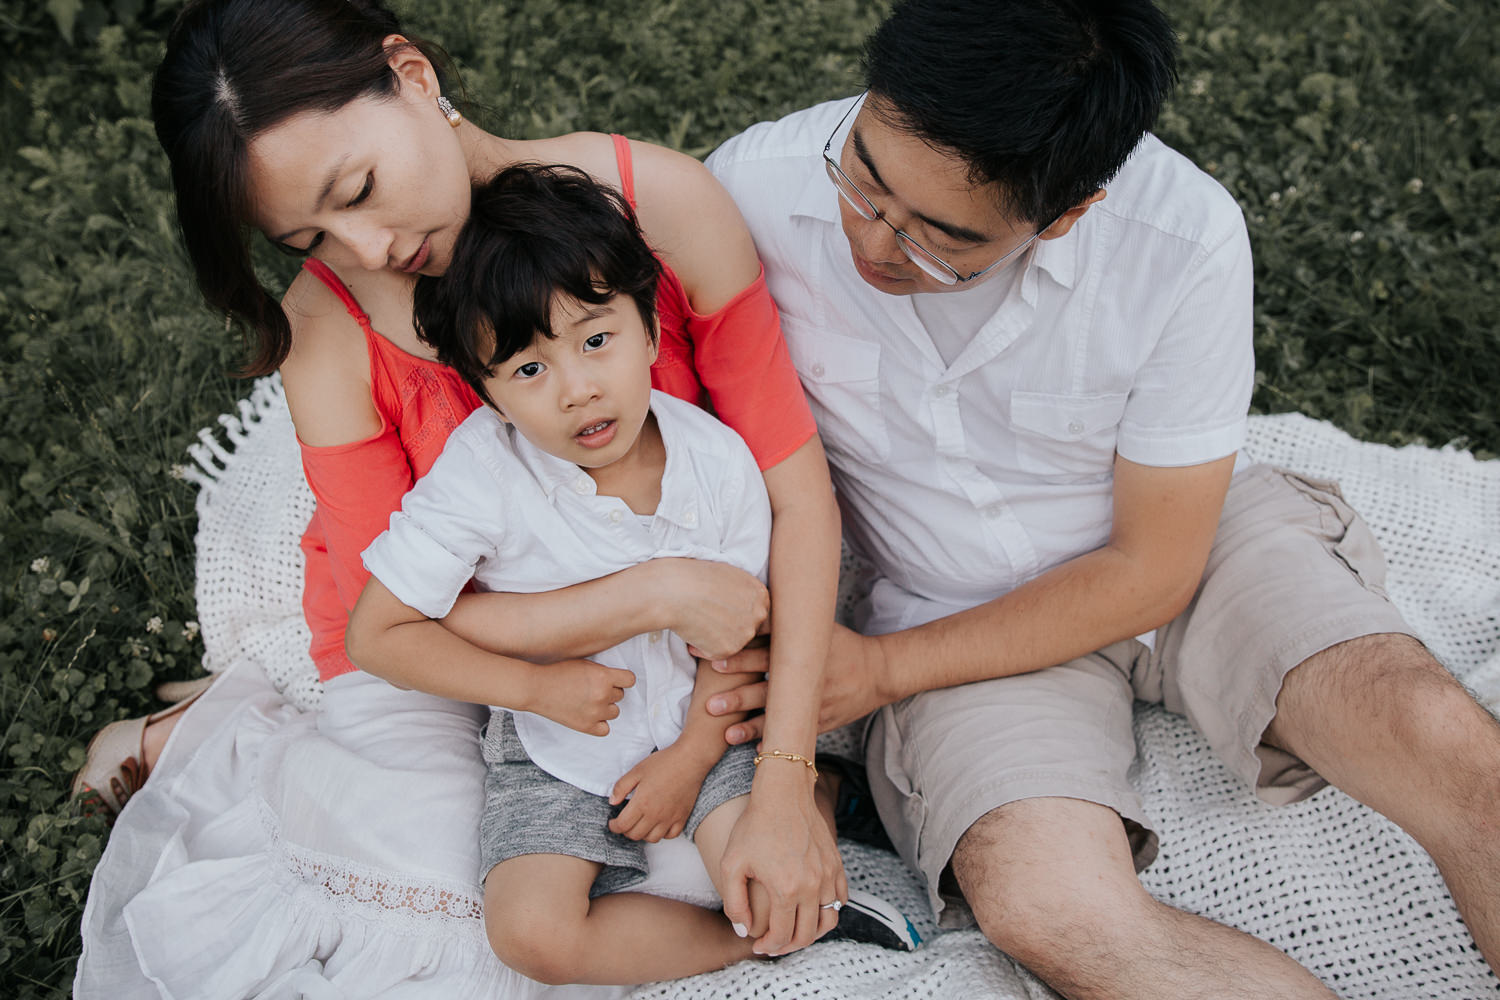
[188,378,1499,998]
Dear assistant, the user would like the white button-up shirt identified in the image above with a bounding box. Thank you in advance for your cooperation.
[363,390,771,796]
[708,97,1254,635]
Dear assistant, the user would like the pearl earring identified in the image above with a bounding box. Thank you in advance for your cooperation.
[436,95,462,128]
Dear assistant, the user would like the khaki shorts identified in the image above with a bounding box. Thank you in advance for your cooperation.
[865,465,1419,920]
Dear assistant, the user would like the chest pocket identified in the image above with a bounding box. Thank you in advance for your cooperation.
[1009,391,1128,480]
[783,323,891,464]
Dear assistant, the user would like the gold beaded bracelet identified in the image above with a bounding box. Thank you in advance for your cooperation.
[752,749,819,778]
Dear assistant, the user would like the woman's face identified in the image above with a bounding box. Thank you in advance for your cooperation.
[246,53,472,277]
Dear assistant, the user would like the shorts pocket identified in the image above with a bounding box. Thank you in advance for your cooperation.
[783,323,890,463]
[1009,390,1128,480]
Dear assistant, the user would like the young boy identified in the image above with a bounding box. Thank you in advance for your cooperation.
[345,164,917,986]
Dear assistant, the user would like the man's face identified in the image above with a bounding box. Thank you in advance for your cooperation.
[832,95,1043,296]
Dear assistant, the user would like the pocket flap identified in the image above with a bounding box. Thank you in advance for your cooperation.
[784,327,881,385]
[1010,391,1129,442]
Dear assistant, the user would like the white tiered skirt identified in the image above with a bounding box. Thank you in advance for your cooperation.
[74,662,628,1000]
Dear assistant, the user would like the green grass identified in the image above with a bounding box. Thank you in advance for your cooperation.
[1,0,1496,995]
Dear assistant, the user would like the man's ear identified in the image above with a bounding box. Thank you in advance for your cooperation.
[384,34,441,100]
[1039,190,1107,241]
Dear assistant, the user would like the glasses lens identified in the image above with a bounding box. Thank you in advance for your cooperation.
[825,160,878,221]
[897,234,958,285]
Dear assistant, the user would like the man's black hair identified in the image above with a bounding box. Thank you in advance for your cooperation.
[414,163,663,411]
[864,0,1179,226]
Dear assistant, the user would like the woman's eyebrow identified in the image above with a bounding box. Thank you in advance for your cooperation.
[851,129,994,245]
[271,153,352,243]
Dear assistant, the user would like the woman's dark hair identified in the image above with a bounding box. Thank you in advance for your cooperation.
[151,0,451,375]
[413,164,663,412]
[865,0,1179,226]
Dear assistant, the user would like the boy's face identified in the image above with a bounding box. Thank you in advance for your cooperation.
[482,293,658,472]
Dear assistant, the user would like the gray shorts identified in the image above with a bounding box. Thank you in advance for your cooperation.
[865,465,1420,919]
[478,711,755,896]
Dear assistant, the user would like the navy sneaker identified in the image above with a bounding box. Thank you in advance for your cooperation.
[822,889,922,952]
[819,753,897,854]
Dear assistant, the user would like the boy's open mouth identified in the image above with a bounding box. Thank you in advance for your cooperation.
[574,419,616,448]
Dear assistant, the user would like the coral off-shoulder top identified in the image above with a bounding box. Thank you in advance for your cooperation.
[296,135,816,681]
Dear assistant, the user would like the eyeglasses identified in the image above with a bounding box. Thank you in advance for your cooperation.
[822,94,1045,286]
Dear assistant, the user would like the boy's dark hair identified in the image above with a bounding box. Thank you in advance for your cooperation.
[864,0,1179,226]
[413,164,663,411]
[151,0,455,375]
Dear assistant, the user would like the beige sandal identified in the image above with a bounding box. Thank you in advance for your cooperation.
[71,674,216,822]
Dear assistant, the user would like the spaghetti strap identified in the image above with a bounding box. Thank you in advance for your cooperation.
[302,258,369,325]
[610,133,636,208]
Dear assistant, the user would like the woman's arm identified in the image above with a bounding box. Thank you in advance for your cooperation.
[630,146,846,956]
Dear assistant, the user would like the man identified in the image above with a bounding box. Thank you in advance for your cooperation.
[705,1,1500,996]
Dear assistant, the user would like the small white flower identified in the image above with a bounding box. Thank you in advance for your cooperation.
[169,465,190,481]
[1189,76,1208,96]
[30,557,49,573]
[182,621,201,641]
[1349,230,1365,243]
[1406,177,1424,194]
[145,615,164,634]
[1269,191,1281,204]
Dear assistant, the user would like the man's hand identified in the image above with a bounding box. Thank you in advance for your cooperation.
[523,659,635,736]
[706,623,893,745]
[608,745,713,842]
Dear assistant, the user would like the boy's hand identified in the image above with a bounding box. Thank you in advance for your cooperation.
[525,659,635,736]
[607,746,713,842]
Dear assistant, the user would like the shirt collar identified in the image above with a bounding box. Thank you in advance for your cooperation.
[513,391,700,529]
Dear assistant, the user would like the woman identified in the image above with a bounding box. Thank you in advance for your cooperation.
[75,0,847,993]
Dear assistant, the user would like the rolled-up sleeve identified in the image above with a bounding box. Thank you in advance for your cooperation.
[361,426,502,619]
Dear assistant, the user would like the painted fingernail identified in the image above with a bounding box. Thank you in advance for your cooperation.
[732,922,747,938]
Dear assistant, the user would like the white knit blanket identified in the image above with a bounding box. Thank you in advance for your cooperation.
[187,376,1500,999]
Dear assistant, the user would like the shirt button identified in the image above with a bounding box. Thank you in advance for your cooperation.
[984,503,1004,519]
[682,510,697,526]
[608,509,623,524]
[1067,419,1086,435]
[810,363,826,378]
[649,630,662,643]
[932,384,951,398]
[573,476,591,494]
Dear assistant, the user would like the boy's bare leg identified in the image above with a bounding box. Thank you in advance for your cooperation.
[952,797,1339,1000]
[483,853,754,985]
[1263,633,1500,972]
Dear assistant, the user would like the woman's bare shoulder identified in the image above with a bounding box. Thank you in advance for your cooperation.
[279,267,382,447]
[626,140,762,313]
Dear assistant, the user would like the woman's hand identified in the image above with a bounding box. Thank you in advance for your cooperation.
[719,763,846,956]
[649,558,770,661]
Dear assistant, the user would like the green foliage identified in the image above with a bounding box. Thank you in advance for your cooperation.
[1157,0,1500,451]
[0,1,1495,996]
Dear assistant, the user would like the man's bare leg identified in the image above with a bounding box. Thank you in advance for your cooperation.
[1264,633,1500,972]
[952,797,1337,1000]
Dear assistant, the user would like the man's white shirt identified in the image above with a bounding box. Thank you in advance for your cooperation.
[708,95,1254,636]
[363,390,771,796]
